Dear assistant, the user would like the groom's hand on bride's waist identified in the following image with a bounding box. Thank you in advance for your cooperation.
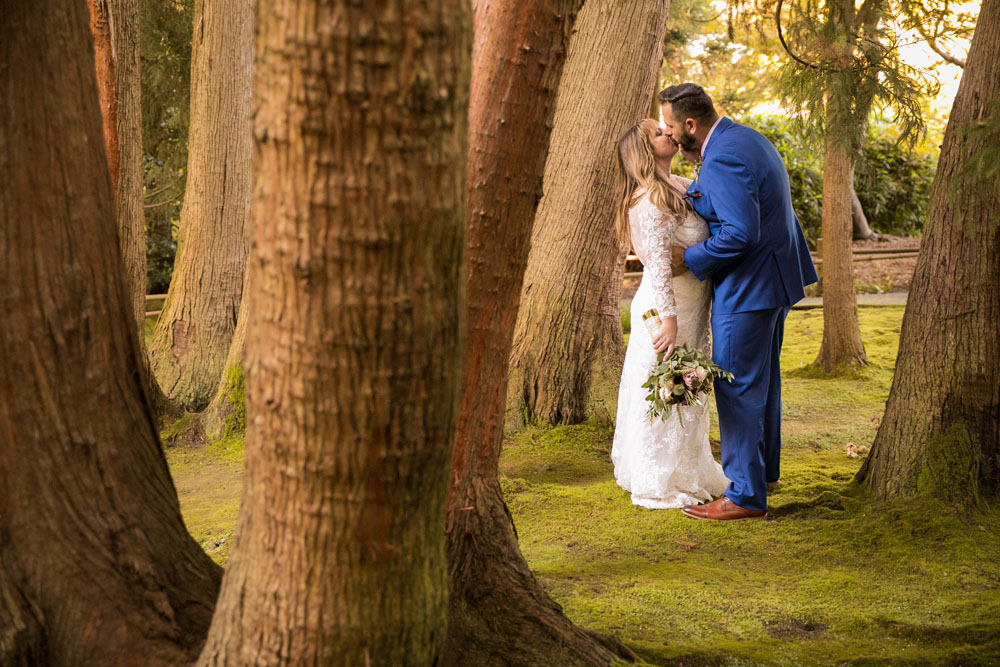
[672,246,689,275]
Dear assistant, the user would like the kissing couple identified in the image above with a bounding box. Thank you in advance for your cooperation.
[610,83,818,521]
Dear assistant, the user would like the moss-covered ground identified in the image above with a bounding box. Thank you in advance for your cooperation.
[164,306,1000,664]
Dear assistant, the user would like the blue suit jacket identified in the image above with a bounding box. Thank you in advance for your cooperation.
[683,118,818,314]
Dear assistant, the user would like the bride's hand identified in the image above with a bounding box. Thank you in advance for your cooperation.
[652,316,678,357]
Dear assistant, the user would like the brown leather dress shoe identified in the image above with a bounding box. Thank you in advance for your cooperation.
[682,496,767,521]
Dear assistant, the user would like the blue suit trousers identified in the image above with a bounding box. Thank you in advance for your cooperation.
[711,306,789,511]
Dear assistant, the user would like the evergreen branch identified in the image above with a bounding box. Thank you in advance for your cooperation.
[775,0,840,72]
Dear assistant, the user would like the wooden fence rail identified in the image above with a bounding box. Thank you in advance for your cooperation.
[624,246,921,279]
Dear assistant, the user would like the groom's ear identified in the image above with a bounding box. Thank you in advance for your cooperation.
[685,117,698,135]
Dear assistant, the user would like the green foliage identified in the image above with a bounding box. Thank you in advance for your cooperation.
[619,304,630,335]
[775,2,928,141]
[141,0,193,293]
[856,128,938,236]
[661,0,783,116]
[740,114,936,244]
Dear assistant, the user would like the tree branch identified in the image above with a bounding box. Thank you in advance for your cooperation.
[915,22,967,67]
[775,0,840,72]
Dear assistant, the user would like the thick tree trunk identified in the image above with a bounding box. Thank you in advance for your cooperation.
[445,1,637,664]
[148,0,252,411]
[200,268,250,443]
[814,109,869,372]
[196,1,470,664]
[0,567,46,667]
[0,3,221,665]
[88,0,146,337]
[87,0,120,192]
[856,0,1000,501]
[506,0,670,428]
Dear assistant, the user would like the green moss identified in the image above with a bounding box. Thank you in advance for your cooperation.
[143,314,159,347]
[160,412,200,446]
[620,305,631,335]
[498,308,1000,664]
[200,364,247,447]
[163,425,244,565]
[219,363,246,439]
[165,307,1000,658]
[917,423,982,506]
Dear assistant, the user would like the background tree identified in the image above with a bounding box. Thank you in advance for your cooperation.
[769,0,934,372]
[148,0,252,411]
[199,268,250,443]
[88,0,146,336]
[506,0,672,428]
[195,0,470,663]
[0,2,221,663]
[856,0,1000,501]
[445,1,637,664]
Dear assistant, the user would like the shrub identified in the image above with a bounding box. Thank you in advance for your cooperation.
[855,131,937,238]
[738,115,937,245]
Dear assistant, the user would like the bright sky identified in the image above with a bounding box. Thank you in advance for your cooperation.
[897,32,967,116]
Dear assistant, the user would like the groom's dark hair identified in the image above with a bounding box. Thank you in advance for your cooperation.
[658,83,717,125]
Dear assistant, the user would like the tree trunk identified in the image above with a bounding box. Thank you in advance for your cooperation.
[814,105,869,372]
[88,0,146,338]
[851,177,879,241]
[200,268,250,443]
[506,0,670,428]
[195,1,470,663]
[445,1,637,664]
[148,0,253,411]
[0,3,222,665]
[856,0,1000,501]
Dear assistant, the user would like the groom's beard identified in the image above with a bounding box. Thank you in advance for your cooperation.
[676,129,698,152]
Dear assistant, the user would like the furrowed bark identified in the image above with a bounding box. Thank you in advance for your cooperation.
[0,3,221,664]
[88,0,146,338]
[507,0,671,428]
[857,0,1000,500]
[148,0,253,411]
[196,1,470,663]
[445,1,638,664]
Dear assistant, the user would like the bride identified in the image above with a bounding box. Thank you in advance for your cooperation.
[611,119,728,509]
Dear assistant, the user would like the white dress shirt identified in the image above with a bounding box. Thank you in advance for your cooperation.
[701,117,724,158]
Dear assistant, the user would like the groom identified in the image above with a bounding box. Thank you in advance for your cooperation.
[660,83,818,521]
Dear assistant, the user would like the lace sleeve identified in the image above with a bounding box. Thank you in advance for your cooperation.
[636,198,679,318]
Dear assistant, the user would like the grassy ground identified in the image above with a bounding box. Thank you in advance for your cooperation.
[164,306,1000,665]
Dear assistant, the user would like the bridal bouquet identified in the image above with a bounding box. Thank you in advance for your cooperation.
[641,339,733,427]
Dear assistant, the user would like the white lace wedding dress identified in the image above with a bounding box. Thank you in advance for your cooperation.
[611,184,729,509]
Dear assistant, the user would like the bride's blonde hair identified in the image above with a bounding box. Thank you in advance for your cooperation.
[614,118,689,250]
